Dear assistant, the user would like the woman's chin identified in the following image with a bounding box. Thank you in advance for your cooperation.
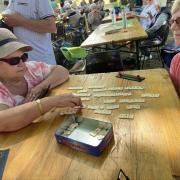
[17,69,25,76]
[175,39,180,46]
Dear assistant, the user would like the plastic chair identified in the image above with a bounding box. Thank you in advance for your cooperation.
[60,47,88,74]
[65,15,88,46]
[140,21,169,69]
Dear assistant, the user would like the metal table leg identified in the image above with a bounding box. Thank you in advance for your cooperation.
[136,40,140,69]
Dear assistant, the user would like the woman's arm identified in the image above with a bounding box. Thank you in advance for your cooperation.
[0,94,82,132]
[38,65,69,89]
[24,65,69,102]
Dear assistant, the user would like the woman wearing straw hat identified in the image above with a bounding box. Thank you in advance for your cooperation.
[0,28,82,132]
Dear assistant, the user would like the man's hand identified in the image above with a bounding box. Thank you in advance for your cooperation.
[3,12,26,27]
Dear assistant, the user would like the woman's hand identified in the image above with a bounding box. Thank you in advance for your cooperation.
[52,94,82,108]
[24,84,49,102]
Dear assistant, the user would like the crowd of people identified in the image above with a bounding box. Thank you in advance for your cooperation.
[0,0,179,132]
[58,0,105,31]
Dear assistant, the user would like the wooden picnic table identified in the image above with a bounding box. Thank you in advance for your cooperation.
[1,68,180,179]
[81,18,147,69]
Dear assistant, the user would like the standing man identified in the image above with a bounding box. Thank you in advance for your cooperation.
[3,0,57,64]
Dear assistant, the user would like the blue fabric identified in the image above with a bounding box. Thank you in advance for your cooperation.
[0,149,9,179]
[161,42,180,67]
[162,42,180,51]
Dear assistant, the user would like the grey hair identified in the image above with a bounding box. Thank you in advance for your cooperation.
[90,3,97,10]
[171,0,180,14]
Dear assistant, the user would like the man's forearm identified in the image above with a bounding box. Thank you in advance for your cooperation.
[20,17,57,33]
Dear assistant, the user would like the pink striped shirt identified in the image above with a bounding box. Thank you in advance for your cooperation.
[170,53,180,97]
[0,61,51,107]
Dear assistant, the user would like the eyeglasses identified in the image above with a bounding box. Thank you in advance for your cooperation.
[169,17,180,27]
[0,53,28,66]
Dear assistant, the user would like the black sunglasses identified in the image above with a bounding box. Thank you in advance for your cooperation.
[169,17,180,27]
[0,53,28,66]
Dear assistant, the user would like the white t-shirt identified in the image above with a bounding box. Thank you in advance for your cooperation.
[6,0,56,65]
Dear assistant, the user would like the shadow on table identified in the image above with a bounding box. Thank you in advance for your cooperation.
[55,136,115,168]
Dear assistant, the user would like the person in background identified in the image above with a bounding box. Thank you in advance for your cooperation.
[61,3,81,28]
[96,0,105,17]
[2,0,57,65]
[51,0,58,10]
[140,5,171,58]
[80,0,87,7]
[51,0,60,16]
[86,0,93,13]
[80,0,89,14]
[0,28,82,132]
[88,3,103,31]
[60,0,65,9]
[146,5,171,39]
[71,0,78,9]
[89,0,93,4]
[169,0,180,97]
[135,0,158,30]
[97,0,104,11]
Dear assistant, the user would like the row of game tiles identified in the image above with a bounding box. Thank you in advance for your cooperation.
[73,93,160,99]
[58,105,135,120]
[68,86,144,91]
[58,106,135,119]
[59,104,142,116]
[80,98,158,103]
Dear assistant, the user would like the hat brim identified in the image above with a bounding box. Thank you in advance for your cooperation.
[0,41,32,59]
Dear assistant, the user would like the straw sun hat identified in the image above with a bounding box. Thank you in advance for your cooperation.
[0,28,32,59]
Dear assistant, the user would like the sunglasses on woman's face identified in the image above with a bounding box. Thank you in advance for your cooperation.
[0,53,28,66]
[170,17,180,27]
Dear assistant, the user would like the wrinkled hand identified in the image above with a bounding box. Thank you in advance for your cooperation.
[3,12,26,27]
[24,85,47,103]
[54,94,82,108]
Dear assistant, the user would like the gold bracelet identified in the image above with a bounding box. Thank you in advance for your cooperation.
[35,99,44,115]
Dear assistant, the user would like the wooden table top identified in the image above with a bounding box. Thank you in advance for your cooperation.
[102,13,135,23]
[81,18,147,48]
[1,68,180,179]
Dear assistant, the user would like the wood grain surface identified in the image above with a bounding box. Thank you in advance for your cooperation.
[102,13,135,23]
[1,68,180,180]
[81,18,147,48]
